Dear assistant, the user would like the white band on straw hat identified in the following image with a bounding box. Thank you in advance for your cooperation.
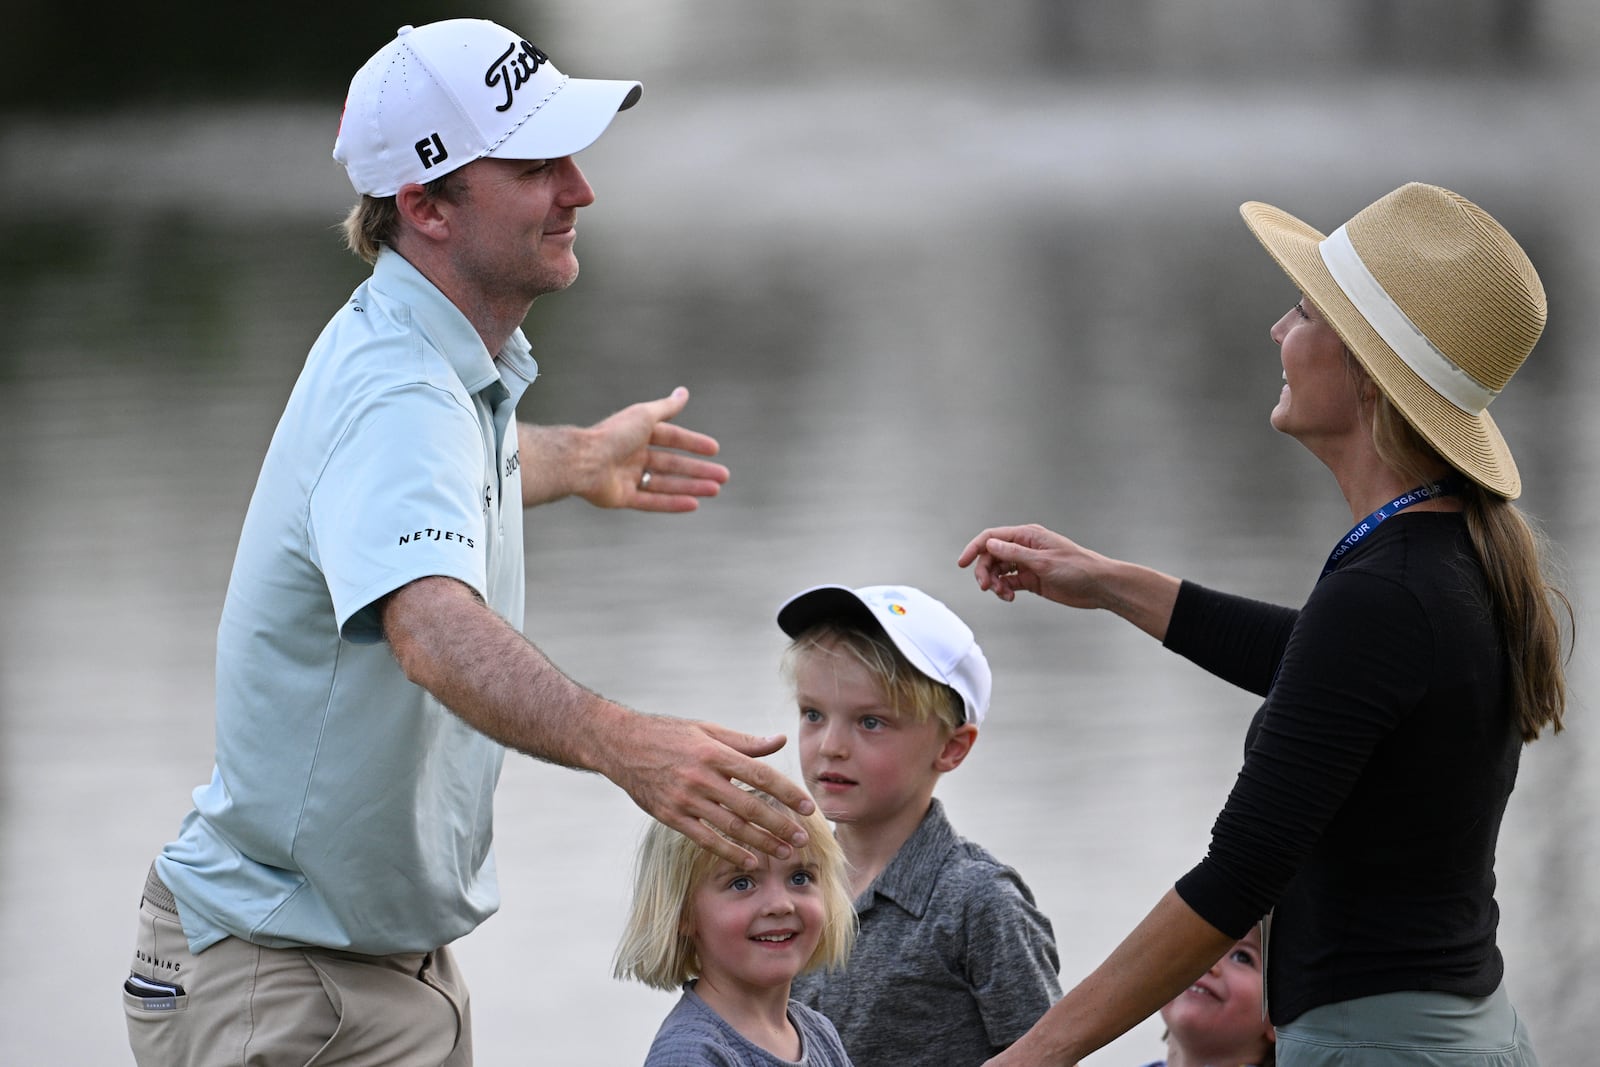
[1319,226,1500,415]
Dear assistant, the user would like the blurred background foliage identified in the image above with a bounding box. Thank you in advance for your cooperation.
[2,0,1585,114]
[2,2,520,110]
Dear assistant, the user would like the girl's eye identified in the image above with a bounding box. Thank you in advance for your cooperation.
[1231,949,1258,968]
[859,716,883,731]
[729,875,754,892]
[1294,302,1310,320]
[800,708,822,724]
[789,869,815,887]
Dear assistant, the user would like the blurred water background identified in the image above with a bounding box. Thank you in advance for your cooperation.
[3,1,1598,1063]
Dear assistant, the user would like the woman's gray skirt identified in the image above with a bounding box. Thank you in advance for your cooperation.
[1275,983,1538,1066]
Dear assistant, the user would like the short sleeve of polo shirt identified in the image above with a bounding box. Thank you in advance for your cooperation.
[309,381,488,643]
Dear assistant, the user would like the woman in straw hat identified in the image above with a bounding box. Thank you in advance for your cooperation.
[958,182,1567,1066]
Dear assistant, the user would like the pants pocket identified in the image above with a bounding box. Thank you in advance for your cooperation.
[124,988,192,1067]
[302,953,462,1067]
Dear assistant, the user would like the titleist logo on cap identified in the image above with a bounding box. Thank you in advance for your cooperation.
[487,40,550,113]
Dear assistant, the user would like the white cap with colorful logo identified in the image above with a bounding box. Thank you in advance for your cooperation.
[334,19,642,197]
[777,584,993,726]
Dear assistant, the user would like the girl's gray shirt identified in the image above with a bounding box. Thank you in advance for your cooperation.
[643,983,853,1066]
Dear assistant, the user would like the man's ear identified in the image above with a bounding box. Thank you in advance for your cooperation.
[395,182,452,241]
[934,723,978,773]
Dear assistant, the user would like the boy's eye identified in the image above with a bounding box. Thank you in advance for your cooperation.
[859,715,883,731]
[1231,948,1258,968]
[800,708,822,724]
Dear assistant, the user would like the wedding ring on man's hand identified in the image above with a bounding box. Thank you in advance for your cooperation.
[639,470,653,490]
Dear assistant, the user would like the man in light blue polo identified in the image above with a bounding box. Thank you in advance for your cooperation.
[123,20,816,1067]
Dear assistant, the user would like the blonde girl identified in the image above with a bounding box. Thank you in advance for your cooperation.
[616,789,857,1065]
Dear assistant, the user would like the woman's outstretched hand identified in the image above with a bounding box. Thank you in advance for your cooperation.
[957,524,1111,607]
[957,524,1181,641]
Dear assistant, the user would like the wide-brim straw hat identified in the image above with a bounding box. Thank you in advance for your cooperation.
[1240,182,1544,499]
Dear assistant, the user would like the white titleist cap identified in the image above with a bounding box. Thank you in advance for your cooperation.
[777,584,993,726]
[333,19,642,197]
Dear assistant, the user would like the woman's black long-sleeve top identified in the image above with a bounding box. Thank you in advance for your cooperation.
[1166,512,1520,1026]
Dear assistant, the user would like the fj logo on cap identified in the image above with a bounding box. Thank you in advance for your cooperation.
[415,132,449,169]
[486,40,549,113]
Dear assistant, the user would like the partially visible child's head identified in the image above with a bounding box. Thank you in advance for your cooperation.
[613,788,855,992]
[1159,924,1275,1067]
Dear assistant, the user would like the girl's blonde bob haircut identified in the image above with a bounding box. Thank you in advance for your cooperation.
[612,788,856,991]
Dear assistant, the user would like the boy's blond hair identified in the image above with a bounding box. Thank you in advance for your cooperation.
[782,622,965,733]
[613,789,856,990]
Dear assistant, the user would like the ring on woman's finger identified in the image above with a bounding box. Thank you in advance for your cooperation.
[639,470,652,490]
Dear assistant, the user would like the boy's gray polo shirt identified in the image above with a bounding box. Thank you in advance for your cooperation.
[158,248,538,956]
[792,799,1061,1067]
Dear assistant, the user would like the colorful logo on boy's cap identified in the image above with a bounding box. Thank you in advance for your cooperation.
[888,604,907,616]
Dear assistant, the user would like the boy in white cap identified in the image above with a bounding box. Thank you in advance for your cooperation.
[123,20,816,1067]
[778,584,1061,1067]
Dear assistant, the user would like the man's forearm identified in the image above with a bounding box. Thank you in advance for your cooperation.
[383,575,627,770]
[516,422,586,508]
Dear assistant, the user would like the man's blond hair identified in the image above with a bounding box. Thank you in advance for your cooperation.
[339,171,467,264]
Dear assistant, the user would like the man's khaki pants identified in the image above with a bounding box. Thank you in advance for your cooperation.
[124,864,472,1067]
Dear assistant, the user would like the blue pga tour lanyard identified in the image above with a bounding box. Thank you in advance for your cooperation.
[1319,474,1465,581]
